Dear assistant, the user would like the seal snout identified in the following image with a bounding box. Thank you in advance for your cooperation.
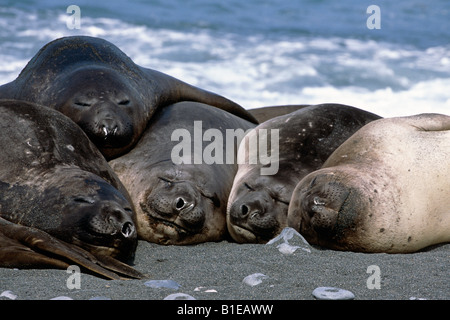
[230,198,265,222]
[228,191,280,242]
[100,203,137,239]
[76,99,135,151]
[99,117,119,139]
[289,173,354,246]
[146,180,205,232]
[173,196,195,214]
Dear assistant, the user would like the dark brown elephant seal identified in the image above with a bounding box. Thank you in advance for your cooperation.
[248,105,310,123]
[0,36,257,159]
[109,101,255,245]
[0,99,143,279]
[288,113,450,253]
[227,104,381,243]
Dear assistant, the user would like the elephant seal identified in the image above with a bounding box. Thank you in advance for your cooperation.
[0,36,257,159]
[109,101,255,245]
[287,113,450,253]
[227,104,381,243]
[248,105,310,123]
[0,99,143,279]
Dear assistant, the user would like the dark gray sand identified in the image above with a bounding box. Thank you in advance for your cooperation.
[0,233,448,300]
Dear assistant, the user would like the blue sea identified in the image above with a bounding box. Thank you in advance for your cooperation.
[1,0,449,117]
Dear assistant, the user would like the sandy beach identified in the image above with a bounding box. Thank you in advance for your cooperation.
[0,229,448,301]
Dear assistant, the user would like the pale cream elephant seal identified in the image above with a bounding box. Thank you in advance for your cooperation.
[288,113,450,253]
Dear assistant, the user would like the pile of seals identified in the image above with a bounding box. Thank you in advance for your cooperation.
[0,36,448,279]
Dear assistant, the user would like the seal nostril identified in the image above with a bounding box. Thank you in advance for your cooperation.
[241,204,249,216]
[101,123,118,137]
[176,197,185,210]
[121,221,134,238]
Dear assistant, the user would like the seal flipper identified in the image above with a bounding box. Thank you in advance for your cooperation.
[0,82,17,100]
[0,218,144,280]
[94,254,147,280]
[141,68,259,124]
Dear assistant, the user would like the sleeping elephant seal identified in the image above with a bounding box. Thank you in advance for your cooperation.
[109,101,256,245]
[248,105,310,123]
[0,99,143,279]
[288,113,450,253]
[0,36,257,159]
[227,104,381,243]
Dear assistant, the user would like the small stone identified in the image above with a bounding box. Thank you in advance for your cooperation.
[312,287,355,300]
[163,293,196,300]
[266,227,311,254]
[0,290,17,300]
[194,287,217,293]
[144,279,181,290]
[50,296,74,300]
[89,296,112,300]
[242,273,268,287]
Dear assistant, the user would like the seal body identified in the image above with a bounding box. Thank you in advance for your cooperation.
[0,99,142,279]
[0,36,257,159]
[248,105,310,123]
[110,102,255,245]
[227,104,381,243]
[288,113,450,253]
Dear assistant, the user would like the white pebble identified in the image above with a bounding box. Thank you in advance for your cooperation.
[50,296,74,300]
[312,287,355,300]
[144,279,181,290]
[266,227,311,255]
[194,287,217,293]
[89,296,111,300]
[163,293,196,300]
[242,273,268,287]
[0,290,17,300]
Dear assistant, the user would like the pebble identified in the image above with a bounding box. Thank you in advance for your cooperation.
[242,273,268,287]
[312,287,355,300]
[89,296,112,300]
[163,293,196,300]
[144,279,181,290]
[266,227,311,254]
[0,290,17,300]
[50,296,74,300]
[194,287,218,293]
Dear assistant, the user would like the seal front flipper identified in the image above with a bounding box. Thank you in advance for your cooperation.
[141,68,258,124]
[94,254,147,280]
[0,218,144,279]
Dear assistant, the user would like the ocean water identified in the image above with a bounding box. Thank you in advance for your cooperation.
[0,0,449,117]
